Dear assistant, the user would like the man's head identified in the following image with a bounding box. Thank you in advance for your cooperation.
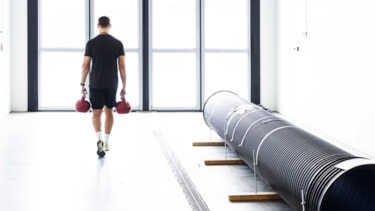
[98,16,111,28]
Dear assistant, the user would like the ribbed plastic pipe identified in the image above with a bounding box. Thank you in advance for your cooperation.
[203,91,375,211]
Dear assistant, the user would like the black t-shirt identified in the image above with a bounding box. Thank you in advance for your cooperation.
[84,34,125,89]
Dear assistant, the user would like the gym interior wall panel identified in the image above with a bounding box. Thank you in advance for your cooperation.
[10,0,27,112]
[275,0,375,158]
[260,0,276,111]
[0,0,11,119]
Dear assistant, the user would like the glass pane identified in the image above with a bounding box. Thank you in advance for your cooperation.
[39,0,141,110]
[204,0,248,49]
[94,0,141,109]
[39,52,139,109]
[152,53,197,108]
[204,53,249,100]
[122,52,140,109]
[152,0,196,49]
[39,51,83,109]
[93,0,139,48]
[40,0,86,48]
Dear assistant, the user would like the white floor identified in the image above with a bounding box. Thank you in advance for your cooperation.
[0,112,291,211]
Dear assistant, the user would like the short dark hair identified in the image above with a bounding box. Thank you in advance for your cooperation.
[98,16,110,28]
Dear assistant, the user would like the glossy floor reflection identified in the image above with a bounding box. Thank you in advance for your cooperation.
[0,112,291,211]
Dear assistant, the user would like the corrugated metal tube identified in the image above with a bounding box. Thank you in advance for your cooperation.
[203,90,375,211]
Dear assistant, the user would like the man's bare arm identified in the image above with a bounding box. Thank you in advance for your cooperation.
[81,56,91,93]
[118,55,127,94]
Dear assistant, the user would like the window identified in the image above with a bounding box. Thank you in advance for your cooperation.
[150,0,199,110]
[37,0,251,111]
[93,0,141,109]
[39,0,141,110]
[39,0,86,109]
[203,0,250,100]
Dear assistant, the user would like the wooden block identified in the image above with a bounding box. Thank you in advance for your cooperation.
[229,192,281,202]
[192,141,225,146]
[204,159,245,165]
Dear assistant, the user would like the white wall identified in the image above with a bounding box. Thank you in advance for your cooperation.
[10,0,28,112]
[260,0,276,111]
[276,0,375,157]
[0,0,11,119]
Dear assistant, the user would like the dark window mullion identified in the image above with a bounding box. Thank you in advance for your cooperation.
[28,0,39,111]
[142,0,150,111]
[250,0,260,105]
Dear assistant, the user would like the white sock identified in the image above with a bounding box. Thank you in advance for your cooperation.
[104,134,110,143]
[96,131,102,141]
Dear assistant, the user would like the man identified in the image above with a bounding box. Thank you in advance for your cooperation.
[81,16,127,158]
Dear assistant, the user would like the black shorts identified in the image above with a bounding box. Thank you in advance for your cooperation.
[89,88,117,109]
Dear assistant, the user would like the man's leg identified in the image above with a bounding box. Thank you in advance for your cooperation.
[92,109,102,133]
[104,106,114,134]
[92,109,105,157]
[90,88,104,140]
[103,106,114,151]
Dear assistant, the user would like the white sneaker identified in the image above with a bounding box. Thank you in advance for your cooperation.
[104,142,111,151]
[97,140,106,158]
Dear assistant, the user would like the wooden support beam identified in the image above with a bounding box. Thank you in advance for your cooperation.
[229,192,281,202]
[204,159,245,165]
[192,141,225,146]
